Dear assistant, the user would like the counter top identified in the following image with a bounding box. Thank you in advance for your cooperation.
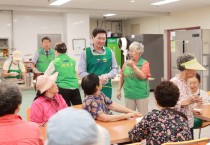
[78,77,154,84]
[18,84,34,90]
[3,78,34,90]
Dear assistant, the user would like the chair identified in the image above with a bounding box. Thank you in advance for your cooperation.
[162,138,210,145]
[193,90,210,139]
[26,107,31,121]
[72,104,82,109]
[194,121,210,139]
[126,142,142,145]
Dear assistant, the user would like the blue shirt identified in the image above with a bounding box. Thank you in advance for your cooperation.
[32,48,52,64]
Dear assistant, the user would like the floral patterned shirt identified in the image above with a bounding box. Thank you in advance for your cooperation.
[82,92,113,119]
[129,109,192,145]
[170,74,194,128]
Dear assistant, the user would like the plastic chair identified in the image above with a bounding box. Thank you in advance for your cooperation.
[126,143,142,145]
[26,107,31,121]
[193,90,210,139]
[127,142,142,145]
[194,121,210,139]
[162,138,210,145]
[72,104,82,109]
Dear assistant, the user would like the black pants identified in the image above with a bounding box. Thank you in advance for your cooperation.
[58,88,82,106]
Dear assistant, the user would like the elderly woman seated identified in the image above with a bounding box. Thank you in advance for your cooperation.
[45,107,110,145]
[30,73,67,125]
[82,73,140,122]
[0,83,43,144]
[129,81,192,145]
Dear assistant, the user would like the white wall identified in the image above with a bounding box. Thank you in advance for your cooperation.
[0,11,90,68]
[13,11,63,56]
[124,5,210,34]
[64,13,90,67]
[0,11,12,49]
[90,19,123,36]
[123,5,210,79]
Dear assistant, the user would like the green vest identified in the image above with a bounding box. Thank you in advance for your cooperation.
[53,54,79,89]
[85,47,112,98]
[36,48,55,72]
[123,58,150,99]
[7,61,21,79]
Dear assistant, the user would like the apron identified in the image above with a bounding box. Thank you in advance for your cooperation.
[86,47,112,98]
[7,61,21,79]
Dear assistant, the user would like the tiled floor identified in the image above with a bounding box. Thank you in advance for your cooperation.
[19,82,210,141]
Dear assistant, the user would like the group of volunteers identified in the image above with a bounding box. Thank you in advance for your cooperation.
[0,27,208,145]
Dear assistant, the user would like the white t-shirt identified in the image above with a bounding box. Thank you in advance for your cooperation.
[3,60,26,72]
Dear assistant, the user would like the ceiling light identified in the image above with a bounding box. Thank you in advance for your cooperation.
[131,0,135,2]
[151,0,180,6]
[103,14,116,17]
[49,0,71,6]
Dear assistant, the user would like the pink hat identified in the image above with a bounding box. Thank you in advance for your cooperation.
[36,72,58,94]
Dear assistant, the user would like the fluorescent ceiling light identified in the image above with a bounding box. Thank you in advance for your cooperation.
[151,0,180,6]
[103,14,116,17]
[49,0,71,6]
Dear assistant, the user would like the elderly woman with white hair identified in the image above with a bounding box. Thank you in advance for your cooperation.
[117,41,151,115]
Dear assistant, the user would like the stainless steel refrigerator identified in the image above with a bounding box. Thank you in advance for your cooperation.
[170,29,210,91]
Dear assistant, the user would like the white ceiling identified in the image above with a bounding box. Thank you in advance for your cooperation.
[0,0,210,19]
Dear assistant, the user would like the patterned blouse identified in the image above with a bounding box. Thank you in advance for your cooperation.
[129,109,192,145]
[170,74,194,128]
[82,92,113,119]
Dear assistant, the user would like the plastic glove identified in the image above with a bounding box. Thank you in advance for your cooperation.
[99,74,109,85]
[9,72,19,77]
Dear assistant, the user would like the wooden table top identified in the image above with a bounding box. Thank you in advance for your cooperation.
[39,116,136,144]
[194,104,210,121]
[96,119,135,144]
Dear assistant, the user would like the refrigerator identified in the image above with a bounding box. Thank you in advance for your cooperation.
[170,29,210,91]
[120,34,164,91]
[106,38,122,68]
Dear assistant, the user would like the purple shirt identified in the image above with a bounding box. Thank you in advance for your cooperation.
[82,92,113,119]
[30,94,67,124]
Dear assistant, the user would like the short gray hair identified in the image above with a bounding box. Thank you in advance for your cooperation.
[129,41,144,54]
[0,83,22,116]
[177,53,195,71]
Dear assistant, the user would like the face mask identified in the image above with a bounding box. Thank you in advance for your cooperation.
[13,60,20,64]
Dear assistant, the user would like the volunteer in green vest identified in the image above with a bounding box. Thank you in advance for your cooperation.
[31,36,55,73]
[78,28,118,99]
[117,42,151,115]
[45,42,82,106]
[3,50,26,80]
